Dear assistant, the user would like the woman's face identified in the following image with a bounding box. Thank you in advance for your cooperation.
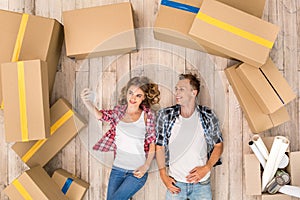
[126,85,145,106]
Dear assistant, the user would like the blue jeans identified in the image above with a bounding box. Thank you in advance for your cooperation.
[106,166,148,200]
[166,179,212,200]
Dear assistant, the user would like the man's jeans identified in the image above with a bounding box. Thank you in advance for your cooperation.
[166,179,212,200]
[106,166,148,200]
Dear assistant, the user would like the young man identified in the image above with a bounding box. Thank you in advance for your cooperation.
[156,74,223,200]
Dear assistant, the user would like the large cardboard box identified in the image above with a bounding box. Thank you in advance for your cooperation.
[11,98,86,167]
[189,0,279,67]
[0,9,64,105]
[236,58,296,114]
[225,64,290,133]
[3,165,68,200]
[1,60,50,142]
[154,0,266,55]
[63,2,136,59]
[52,169,90,200]
[244,137,298,199]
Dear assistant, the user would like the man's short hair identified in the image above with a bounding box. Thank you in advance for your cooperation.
[179,73,200,96]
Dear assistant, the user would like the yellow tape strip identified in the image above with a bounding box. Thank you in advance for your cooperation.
[12,179,33,200]
[0,101,3,109]
[196,12,274,49]
[17,62,29,141]
[21,110,74,162]
[12,14,29,62]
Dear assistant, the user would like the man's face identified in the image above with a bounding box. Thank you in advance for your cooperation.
[175,79,196,106]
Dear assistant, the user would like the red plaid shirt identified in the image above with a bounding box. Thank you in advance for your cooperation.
[93,104,156,155]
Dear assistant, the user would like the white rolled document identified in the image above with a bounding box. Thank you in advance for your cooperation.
[279,185,300,198]
[261,136,289,191]
[252,135,269,160]
[249,141,266,168]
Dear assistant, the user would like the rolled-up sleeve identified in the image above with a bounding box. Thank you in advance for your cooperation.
[155,109,167,146]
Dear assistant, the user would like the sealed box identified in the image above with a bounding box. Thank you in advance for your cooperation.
[0,9,64,105]
[236,58,296,114]
[63,2,136,59]
[52,169,90,200]
[3,165,68,200]
[154,0,266,55]
[189,0,279,67]
[245,137,299,199]
[1,60,50,142]
[11,98,86,167]
[225,64,290,133]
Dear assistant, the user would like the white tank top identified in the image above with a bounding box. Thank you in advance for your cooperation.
[113,111,146,170]
[169,111,210,183]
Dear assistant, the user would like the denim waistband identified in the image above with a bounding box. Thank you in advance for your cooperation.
[175,177,210,185]
[112,165,135,173]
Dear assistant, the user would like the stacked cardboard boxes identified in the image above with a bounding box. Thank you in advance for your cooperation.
[0,9,64,106]
[12,98,86,168]
[154,0,267,58]
[3,165,68,200]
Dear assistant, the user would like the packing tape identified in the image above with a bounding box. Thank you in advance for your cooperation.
[12,14,29,62]
[21,110,74,162]
[61,177,73,194]
[12,179,33,200]
[161,0,199,14]
[17,61,29,141]
[196,12,274,49]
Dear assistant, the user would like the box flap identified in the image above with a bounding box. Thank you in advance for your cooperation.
[244,154,261,195]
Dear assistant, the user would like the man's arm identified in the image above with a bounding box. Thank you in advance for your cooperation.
[156,145,180,194]
[186,142,223,183]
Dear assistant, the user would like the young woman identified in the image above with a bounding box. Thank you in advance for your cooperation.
[81,76,160,200]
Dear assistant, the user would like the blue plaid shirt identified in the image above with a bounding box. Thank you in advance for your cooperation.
[155,104,223,166]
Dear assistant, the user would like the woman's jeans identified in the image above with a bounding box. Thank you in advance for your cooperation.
[166,178,212,200]
[106,166,148,200]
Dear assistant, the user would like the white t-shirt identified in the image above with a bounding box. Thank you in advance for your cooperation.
[113,111,146,170]
[169,110,210,183]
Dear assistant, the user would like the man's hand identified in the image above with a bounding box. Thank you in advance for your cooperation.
[186,165,211,183]
[161,174,181,194]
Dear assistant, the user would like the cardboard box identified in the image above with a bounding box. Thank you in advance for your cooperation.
[11,98,86,167]
[52,169,89,200]
[154,0,266,55]
[225,64,290,133]
[3,165,68,200]
[189,0,279,67]
[236,58,296,114]
[244,137,298,199]
[63,2,136,59]
[1,60,50,142]
[0,9,64,104]
[287,152,300,186]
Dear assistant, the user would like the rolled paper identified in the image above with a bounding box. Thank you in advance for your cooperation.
[249,141,266,168]
[278,154,289,169]
[279,185,300,198]
[262,136,290,191]
[252,135,269,160]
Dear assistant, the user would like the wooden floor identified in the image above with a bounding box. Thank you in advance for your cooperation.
[0,0,299,199]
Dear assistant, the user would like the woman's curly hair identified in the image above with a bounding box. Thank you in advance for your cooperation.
[118,76,160,109]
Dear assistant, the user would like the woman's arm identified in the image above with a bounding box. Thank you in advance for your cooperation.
[81,88,103,119]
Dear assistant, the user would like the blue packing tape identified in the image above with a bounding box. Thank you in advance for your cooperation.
[61,178,73,194]
[161,0,200,14]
